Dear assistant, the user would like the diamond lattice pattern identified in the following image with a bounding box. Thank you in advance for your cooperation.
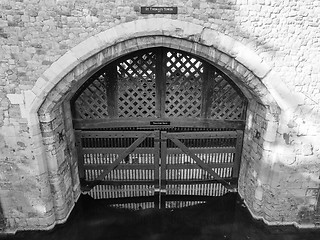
[208,72,246,120]
[73,48,246,121]
[74,74,109,119]
[117,51,157,118]
[165,50,203,118]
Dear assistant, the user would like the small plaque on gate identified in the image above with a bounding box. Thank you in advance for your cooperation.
[150,121,171,126]
[141,7,178,14]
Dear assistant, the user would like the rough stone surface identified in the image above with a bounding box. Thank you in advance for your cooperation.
[0,0,320,233]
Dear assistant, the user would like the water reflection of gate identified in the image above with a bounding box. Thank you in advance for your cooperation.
[75,128,242,209]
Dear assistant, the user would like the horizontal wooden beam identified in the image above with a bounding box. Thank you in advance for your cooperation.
[166,162,234,169]
[83,162,233,170]
[84,163,155,170]
[81,146,236,154]
[79,130,156,138]
[80,178,237,187]
[165,178,237,185]
[82,148,155,154]
[73,118,245,130]
[81,180,155,186]
[166,131,238,139]
[167,147,236,154]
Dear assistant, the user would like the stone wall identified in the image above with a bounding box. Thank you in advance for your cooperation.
[0,0,319,233]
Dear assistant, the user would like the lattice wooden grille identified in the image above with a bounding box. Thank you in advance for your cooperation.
[207,71,246,120]
[72,47,247,123]
[117,51,157,118]
[164,50,203,118]
[74,74,109,119]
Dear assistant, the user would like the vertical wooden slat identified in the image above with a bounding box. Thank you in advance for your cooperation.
[233,130,244,179]
[155,48,166,118]
[153,130,160,209]
[106,63,118,117]
[75,130,85,180]
[160,131,167,208]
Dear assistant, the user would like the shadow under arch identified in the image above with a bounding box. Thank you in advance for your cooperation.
[25,18,299,230]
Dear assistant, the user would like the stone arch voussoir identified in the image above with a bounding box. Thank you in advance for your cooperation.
[32,18,298,118]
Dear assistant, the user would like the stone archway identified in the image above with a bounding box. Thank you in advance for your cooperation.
[25,18,301,230]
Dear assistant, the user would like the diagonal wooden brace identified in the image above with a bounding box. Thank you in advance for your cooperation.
[169,136,235,191]
[82,133,150,191]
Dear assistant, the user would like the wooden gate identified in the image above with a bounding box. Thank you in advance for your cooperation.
[75,128,243,208]
[72,47,247,209]
[76,130,159,210]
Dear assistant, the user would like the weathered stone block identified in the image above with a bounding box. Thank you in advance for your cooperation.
[26,218,39,228]
[263,121,278,142]
[69,36,101,62]
[200,28,220,47]
[37,214,55,227]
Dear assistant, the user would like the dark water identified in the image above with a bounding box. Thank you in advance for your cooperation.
[2,193,320,240]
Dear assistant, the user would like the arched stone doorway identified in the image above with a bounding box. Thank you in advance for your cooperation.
[26,18,296,229]
[71,47,248,208]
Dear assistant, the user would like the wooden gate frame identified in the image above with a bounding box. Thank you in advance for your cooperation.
[76,130,159,192]
[71,47,247,206]
[76,129,242,194]
[160,131,243,193]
